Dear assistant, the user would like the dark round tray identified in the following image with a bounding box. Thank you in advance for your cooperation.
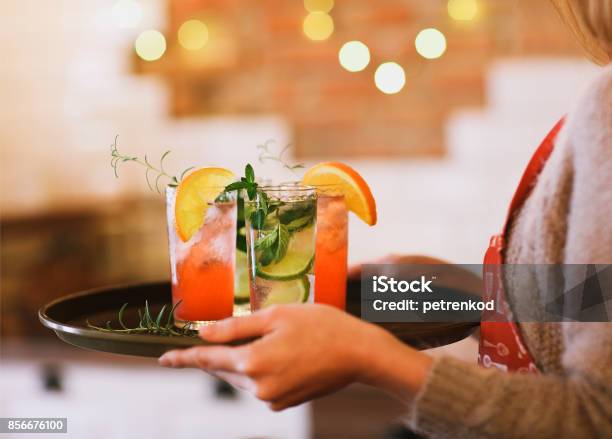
[39,281,478,358]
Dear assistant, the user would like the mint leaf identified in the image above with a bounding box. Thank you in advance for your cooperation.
[219,163,258,201]
[255,228,278,251]
[259,247,275,266]
[246,184,257,200]
[245,164,255,183]
[279,202,314,225]
[286,215,313,232]
[254,223,289,266]
[259,191,269,216]
[224,181,249,192]
[273,224,290,263]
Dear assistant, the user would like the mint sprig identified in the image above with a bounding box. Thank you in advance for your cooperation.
[219,164,258,200]
[217,163,268,229]
[220,163,314,267]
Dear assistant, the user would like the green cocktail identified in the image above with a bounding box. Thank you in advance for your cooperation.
[244,185,317,310]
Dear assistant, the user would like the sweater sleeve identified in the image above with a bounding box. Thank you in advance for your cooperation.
[407,68,612,438]
[409,325,612,438]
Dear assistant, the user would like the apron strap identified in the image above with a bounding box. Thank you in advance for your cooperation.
[479,118,565,373]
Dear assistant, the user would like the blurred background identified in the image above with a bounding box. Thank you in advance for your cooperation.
[0,0,603,438]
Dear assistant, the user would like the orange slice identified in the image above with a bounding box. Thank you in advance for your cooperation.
[302,162,377,225]
[175,167,236,241]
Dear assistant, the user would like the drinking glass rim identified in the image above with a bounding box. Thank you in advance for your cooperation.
[278,180,346,198]
[247,184,317,203]
[278,180,343,188]
[258,184,316,192]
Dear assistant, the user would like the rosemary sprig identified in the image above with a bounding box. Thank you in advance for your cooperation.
[86,300,197,337]
[257,140,305,175]
[110,135,194,193]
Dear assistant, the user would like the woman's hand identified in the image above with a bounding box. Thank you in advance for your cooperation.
[159,304,432,410]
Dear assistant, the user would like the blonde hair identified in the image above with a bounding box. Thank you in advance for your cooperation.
[551,0,612,64]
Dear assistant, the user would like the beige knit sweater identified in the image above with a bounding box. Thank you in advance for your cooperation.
[409,66,612,438]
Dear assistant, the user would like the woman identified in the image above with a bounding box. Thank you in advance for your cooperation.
[159,1,612,437]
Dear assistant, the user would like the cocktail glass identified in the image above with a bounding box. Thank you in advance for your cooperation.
[313,185,348,309]
[244,185,317,310]
[166,186,237,328]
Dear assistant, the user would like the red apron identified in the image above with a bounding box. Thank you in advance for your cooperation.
[478,119,565,373]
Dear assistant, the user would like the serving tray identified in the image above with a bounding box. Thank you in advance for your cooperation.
[39,281,478,358]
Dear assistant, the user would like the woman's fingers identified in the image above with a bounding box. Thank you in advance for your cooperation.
[159,345,249,372]
[199,310,272,343]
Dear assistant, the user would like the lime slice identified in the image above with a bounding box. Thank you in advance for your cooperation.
[234,250,250,305]
[256,227,315,280]
[261,276,311,307]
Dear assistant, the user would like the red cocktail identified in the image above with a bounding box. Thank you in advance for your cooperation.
[166,186,236,328]
[314,190,348,309]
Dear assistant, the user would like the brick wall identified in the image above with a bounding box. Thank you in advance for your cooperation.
[136,0,583,158]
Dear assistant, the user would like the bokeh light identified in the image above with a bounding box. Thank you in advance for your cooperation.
[374,62,406,94]
[303,12,334,41]
[447,0,478,21]
[338,41,370,72]
[415,28,447,59]
[304,0,334,13]
[111,0,142,29]
[178,19,209,51]
[135,30,166,61]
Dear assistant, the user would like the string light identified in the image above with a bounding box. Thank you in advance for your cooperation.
[135,30,166,61]
[448,0,478,21]
[374,62,406,94]
[178,19,209,51]
[338,41,370,72]
[111,0,142,29]
[304,0,334,13]
[415,28,446,59]
[303,12,334,41]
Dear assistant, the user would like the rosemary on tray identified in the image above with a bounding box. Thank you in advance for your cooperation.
[86,300,197,337]
[110,135,194,193]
